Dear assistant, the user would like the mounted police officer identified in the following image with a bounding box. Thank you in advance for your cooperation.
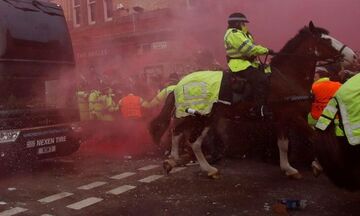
[224,12,274,118]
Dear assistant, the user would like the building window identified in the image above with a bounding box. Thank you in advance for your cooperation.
[87,0,96,24]
[73,0,81,27]
[103,0,113,21]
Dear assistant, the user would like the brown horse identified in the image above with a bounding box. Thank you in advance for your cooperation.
[149,21,358,179]
[269,21,357,179]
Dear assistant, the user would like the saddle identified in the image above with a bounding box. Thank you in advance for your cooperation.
[218,71,252,104]
[231,75,253,103]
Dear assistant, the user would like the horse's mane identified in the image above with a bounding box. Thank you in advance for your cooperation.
[271,26,330,66]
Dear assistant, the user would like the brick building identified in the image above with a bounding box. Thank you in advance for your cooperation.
[51,0,360,90]
[53,0,227,96]
[63,0,221,87]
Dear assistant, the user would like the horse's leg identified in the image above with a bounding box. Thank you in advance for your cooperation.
[170,132,182,160]
[216,117,230,155]
[311,158,323,177]
[277,137,302,179]
[163,132,183,174]
[190,127,220,179]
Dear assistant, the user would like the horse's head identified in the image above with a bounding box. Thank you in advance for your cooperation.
[271,21,358,93]
[307,21,358,67]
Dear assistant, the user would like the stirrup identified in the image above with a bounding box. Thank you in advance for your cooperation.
[260,105,273,119]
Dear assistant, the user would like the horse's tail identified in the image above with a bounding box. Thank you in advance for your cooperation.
[149,92,175,144]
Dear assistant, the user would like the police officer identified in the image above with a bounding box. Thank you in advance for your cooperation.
[224,12,274,118]
[119,92,146,119]
[316,72,360,144]
[101,86,119,121]
[308,67,341,126]
[88,87,102,120]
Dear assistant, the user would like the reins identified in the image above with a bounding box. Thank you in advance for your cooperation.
[258,51,338,105]
[268,65,313,104]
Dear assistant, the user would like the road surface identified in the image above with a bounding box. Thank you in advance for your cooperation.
[0,144,359,216]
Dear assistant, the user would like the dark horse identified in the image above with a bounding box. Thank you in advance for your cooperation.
[149,21,358,179]
[312,93,360,190]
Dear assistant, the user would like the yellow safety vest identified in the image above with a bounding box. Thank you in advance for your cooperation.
[88,90,102,120]
[308,112,343,136]
[102,94,119,121]
[174,71,228,118]
[307,113,318,127]
[224,28,269,73]
[316,73,360,144]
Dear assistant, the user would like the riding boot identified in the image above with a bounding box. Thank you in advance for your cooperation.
[248,81,273,119]
[248,104,273,120]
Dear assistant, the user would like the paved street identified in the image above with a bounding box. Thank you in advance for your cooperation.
[0,142,360,216]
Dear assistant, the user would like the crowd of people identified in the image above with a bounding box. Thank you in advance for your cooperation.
[76,50,223,124]
[74,49,224,157]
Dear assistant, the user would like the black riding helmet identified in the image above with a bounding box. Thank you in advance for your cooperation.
[228,12,249,25]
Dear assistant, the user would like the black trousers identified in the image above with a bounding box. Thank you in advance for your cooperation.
[232,66,270,105]
[218,71,233,103]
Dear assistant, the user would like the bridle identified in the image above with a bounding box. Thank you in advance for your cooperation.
[257,36,349,104]
[316,44,348,67]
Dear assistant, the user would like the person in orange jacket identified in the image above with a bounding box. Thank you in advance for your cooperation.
[308,67,342,126]
[118,93,146,119]
[308,67,342,176]
[118,93,154,155]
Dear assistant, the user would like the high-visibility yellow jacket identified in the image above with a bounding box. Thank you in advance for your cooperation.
[143,85,176,108]
[101,93,119,121]
[76,91,90,121]
[174,71,229,118]
[88,90,103,120]
[316,73,360,144]
[224,28,269,73]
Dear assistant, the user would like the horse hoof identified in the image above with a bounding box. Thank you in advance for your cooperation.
[287,172,303,180]
[163,160,175,175]
[312,165,322,177]
[208,171,221,179]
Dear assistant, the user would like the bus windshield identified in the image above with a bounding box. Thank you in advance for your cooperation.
[0,0,74,63]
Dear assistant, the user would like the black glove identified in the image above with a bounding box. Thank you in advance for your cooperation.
[267,49,276,55]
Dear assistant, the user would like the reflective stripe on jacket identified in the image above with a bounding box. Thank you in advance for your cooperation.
[119,94,143,119]
[174,71,225,118]
[308,112,344,136]
[310,78,341,120]
[316,73,360,144]
[224,28,269,72]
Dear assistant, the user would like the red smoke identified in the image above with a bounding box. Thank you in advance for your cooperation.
[171,0,360,66]
[81,120,154,158]
[76,0,359,157]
